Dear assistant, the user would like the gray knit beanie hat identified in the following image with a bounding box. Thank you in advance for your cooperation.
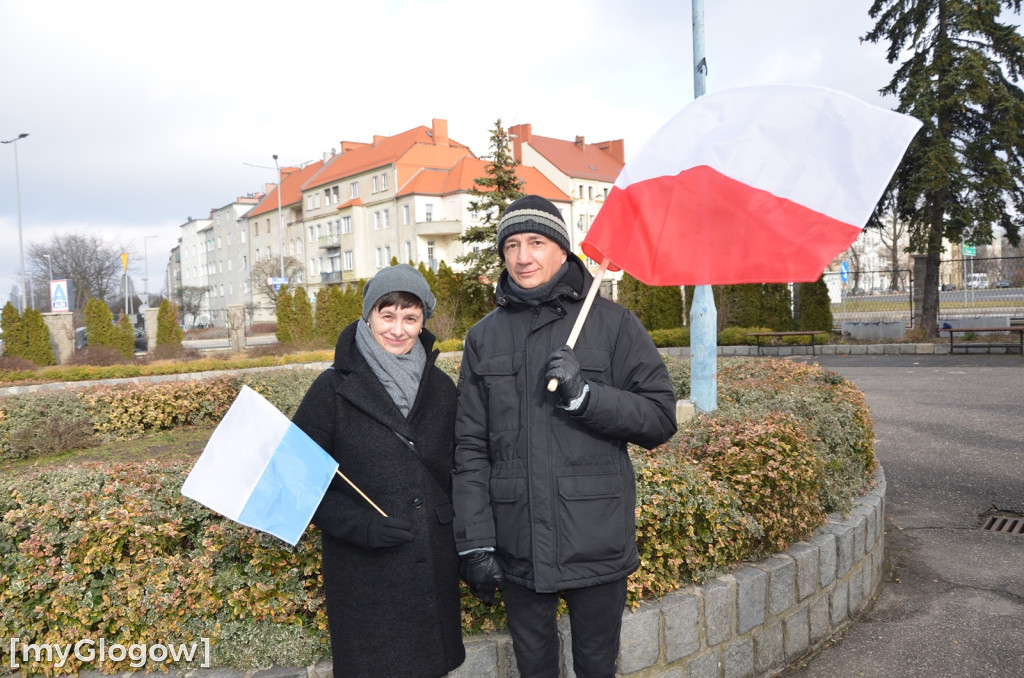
[362,263,436,320]
[496,195,571,261]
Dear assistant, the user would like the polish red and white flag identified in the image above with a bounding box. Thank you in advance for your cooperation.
[581,85,921,285]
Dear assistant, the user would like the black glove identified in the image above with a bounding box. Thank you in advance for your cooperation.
[545,345,587,407]
[459,551,504,605]
[365,516,414,549]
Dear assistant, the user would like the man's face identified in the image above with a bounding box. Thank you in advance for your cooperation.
[502,232,568,289]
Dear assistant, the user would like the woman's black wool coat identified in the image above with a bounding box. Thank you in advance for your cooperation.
[291,321,465,678]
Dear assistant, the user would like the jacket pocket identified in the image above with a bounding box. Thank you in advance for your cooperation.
[434,503,454,525]
[556,471,626,565]
[574,346,612,386]
[475,352,521,433]
[490,474,531,562]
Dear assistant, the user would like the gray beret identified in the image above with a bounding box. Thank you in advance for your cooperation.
[362,263,436,320]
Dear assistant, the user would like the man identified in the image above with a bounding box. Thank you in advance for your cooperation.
[453,195,677,677]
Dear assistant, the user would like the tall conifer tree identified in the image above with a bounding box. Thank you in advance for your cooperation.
[864,0,1024,335]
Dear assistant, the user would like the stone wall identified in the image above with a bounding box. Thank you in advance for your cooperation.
[452,467,887,678]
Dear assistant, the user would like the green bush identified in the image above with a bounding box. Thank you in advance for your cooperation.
[0,357,877,673]
[84,298,116,349]
[18,308,55,366]
[157,299,184,346]
[648,327,689,348]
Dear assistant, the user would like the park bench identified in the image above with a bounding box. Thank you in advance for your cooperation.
[746,330,822,356]
[939,326,1024,355]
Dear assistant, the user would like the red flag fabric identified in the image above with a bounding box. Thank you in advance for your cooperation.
[581,85,921,285]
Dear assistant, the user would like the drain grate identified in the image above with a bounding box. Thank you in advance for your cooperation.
[981,514,1024,535]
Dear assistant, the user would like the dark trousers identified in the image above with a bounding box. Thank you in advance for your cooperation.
[501,577,629,678]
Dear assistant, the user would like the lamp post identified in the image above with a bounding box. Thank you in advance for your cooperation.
[272,154,285,280]
[43,253,53,282]
[2,133,28,313]
[143,235,159,307]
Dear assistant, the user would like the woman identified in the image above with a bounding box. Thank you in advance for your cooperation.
[292,264,465,678]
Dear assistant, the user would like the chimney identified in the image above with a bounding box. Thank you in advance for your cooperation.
[596,139,626,165]
[509,123,531,161]
[575,135,586,150]
[432,118,449,145]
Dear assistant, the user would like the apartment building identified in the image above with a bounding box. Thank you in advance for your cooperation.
[243,161,325,315]
[297,119,477,292]
[509,123,625,256]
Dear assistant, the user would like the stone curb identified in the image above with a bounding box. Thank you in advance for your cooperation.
[113,468,883,678]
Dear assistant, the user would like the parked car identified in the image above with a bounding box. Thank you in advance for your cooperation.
[940,283,957,291]
[74,326,148,352]
[993,279,1011,289]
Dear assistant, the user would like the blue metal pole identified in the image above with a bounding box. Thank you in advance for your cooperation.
[689,0,718,413]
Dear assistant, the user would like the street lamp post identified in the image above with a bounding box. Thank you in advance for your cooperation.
[2,133,29,313]
[272,154,285,280]
[143,235,159,307]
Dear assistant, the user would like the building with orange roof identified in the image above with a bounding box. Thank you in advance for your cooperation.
[509,123,625,250]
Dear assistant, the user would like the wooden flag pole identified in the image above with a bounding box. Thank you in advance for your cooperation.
[335,469,388,516]
[547,257,610,392]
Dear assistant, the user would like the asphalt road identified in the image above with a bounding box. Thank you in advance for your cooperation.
[776,353,1024,678]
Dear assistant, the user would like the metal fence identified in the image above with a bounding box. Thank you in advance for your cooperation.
[824,255,1024,328]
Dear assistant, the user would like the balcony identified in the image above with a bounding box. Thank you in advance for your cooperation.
[320,271,345,284]
[319,234,341,249]
[415,219,463,236]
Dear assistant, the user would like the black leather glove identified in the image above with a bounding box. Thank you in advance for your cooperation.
[365,516,414,549]
[545,345,587,407]
[459,551,504,605]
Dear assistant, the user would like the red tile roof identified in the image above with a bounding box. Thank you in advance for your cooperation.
[509,123,625,182]
[304,119,474,190]
[247,161,325,218]
[395,156,570,203]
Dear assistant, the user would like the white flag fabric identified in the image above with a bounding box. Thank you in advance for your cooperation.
[582,85,922,285]
[181,385,337,546]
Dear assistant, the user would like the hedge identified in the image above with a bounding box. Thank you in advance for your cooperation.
[0,358,876,674]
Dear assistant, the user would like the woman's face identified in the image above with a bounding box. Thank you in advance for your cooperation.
[369,303,424,355]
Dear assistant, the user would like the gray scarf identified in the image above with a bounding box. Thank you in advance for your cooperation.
[505,261,571,305]
[355,319,426,417]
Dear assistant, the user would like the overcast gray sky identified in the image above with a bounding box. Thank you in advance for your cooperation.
[0,0,908,302]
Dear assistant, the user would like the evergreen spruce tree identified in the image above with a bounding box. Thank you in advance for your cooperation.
[314,288,332,344]
[157,298,184,346]
[864,0,1024,335]
[339,284,362,329]
[761,284,793,332]
[84,298,116,348]
[113,314,135,358]
[1,302,24,358]
[797,275,835,331]
[291,287,314,342]
[647,285,684,330]
[19,308,55,366]
[457,119,525,285]
[275,286,294,344]
[617,273,650,324]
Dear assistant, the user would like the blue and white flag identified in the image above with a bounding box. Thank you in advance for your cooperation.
[181,385,337,546]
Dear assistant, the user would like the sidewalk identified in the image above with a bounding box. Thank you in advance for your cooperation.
[777,354,1024,678]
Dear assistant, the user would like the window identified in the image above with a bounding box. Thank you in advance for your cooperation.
[308,225,315,242]
[227,233,232,246]
[588,186,593,200]
[350,182,359,198]
[373,175,379,192]
[240,230,246,245]
[227,260,232,272]
[332,186,339,204]
[314,193,321,209]
[290,241,295,255]
[344,250,354,271]
[266,219,271,234]
[297,239,303,254]
[382,209,390,229]
[217,236,222,249]
[228,283,233,296]
[579,185,585,199]
[307,195,314,210]
[342,215,352,234]
[405,240,412,262]
[241,255,247,270]
[316,224,322,239]
[243,280,251,294]
[381,173,388,191]
[385,245,391,263]
[374,212,381,230]
[375,247,383,268]
[309,258,316,273]
[255,250,260,263]
[324,189,330,206]
[403,204,410,225]
[425,203,433,222]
